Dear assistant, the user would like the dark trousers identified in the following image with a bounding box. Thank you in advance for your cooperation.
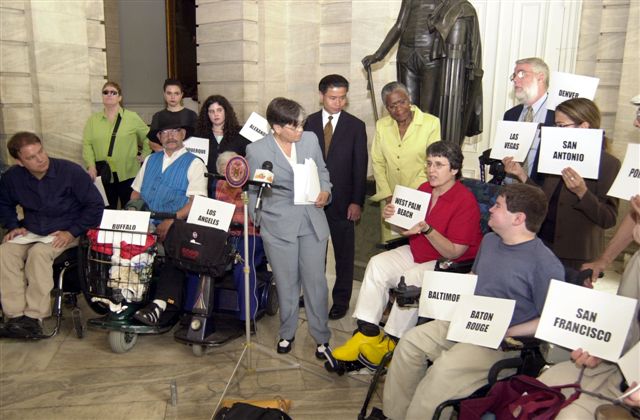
[104,176,134,210]
[326,209,355,308]
[231,235,265,321]
[154,259,186,310]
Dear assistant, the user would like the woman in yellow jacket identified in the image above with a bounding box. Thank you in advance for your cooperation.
[370,81,441,241]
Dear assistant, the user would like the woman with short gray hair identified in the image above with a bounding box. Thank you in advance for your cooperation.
[370,81,442,241]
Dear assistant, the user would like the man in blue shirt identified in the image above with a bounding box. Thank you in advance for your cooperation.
[0,132,104,336]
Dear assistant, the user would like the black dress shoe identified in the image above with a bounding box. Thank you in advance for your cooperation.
[328,305,348,320]
[277,337,294,354]
[298,295,304,308]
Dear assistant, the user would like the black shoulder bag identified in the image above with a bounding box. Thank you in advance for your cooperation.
[95,112,123,185]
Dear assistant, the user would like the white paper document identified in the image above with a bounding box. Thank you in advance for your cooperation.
[93,177,109,206]
[240,112,271,142]
[538,127,603,179]
[98,210,151,246]
[547,71,599,110]
[489,121,539,162]
[9,232,55,245]
[294,158,321,205]
[183,136,210,164]
[535,280,637,362]
[418,271,478,321]
[186,195,235,232]
[607,143,640,201]
[447,295,516,349]
[385,185,431,230]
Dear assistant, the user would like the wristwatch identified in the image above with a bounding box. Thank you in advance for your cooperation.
[422,224,434,236]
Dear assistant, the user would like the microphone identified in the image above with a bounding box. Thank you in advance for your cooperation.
[254,161,274,211]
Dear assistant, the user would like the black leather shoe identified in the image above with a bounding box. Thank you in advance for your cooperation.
[328,305,348,320]
[277,337,294,354]
[298,295,304,308]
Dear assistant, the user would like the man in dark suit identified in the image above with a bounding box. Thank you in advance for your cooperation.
[502,57,555,185]
[304,74,368,320]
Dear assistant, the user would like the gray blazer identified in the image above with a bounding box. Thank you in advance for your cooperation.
[246,131,332,243]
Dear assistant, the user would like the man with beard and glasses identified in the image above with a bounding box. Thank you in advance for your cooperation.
[501,57,555,185]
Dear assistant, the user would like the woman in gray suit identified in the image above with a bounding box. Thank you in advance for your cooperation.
[246,98,334,360]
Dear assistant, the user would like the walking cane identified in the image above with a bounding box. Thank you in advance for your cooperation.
[365,65,379,122]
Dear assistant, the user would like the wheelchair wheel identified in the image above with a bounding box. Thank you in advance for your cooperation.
[71,307,85,339]
[192,345,205,357]
[108,330,138,353]
[266,282,278,316]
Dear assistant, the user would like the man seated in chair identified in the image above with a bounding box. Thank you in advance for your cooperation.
[382,183,565,419]
[333,141,483,368]
[0,132,104,336]
[128,112,207,325]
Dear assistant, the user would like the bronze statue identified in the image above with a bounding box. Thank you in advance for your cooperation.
[363,0,483,145]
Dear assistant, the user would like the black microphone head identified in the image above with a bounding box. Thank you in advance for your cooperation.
[262,161,273,171]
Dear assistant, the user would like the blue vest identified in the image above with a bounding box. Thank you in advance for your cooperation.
[140,151,196,214]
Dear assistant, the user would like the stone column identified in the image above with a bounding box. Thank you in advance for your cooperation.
[0,0,106,165]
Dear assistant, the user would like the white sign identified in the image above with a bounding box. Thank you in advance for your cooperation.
[608,143,640,200]
[538,127,603,179]
[240,112,270,142]
[293,158,321,205]
[183,136,210,164]
[418,271,478,320]
[547,71,599,110]
[447,295,516,349]
[98,210,150,246]
[186,195,235,232]
[385,185,431,230]
[618,341,640,387]
[490,121,538,162]
[535,280,637,362]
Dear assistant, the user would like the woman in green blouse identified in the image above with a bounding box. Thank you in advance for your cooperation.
[83,81,151,209]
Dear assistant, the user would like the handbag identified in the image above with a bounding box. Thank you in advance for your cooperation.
[459,375,580,420]
[95,112,122,185]
[163,219,233,276]
[214,402,292,420]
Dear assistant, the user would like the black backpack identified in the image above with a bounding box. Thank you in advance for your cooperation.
[214,402,293,420]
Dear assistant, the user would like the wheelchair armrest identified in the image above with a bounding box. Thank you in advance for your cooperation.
[435,258,474,273]
[487,357,524,385]
[376,236,409,251]
[500,335,542,352]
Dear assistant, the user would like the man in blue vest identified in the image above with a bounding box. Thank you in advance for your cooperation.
[130,112,207,325]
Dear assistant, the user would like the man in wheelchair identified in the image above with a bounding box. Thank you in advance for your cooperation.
[381,183,565,419]
[127,112,208,325]
[0,132,104,337]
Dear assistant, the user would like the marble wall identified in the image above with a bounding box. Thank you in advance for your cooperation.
[0,0,106,165]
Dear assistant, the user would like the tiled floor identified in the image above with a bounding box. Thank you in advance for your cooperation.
[0,243,381,420]
[0,243,626,420]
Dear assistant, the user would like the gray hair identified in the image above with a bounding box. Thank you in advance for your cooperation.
[216,151,239,175]
[381,81,410,106]
[515,57,550,89]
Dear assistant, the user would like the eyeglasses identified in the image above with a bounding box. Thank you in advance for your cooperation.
[555,122,576,128]
[158,128,182,136]
[509,70,533,82]
[425,161,450,170]
[387,98,409,111]
[284,124,304,132]
[102,90,119,96]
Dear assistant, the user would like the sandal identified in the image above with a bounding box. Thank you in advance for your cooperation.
[133,302,164,326]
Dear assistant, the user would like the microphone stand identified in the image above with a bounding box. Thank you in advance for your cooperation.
[212,189,333,419]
